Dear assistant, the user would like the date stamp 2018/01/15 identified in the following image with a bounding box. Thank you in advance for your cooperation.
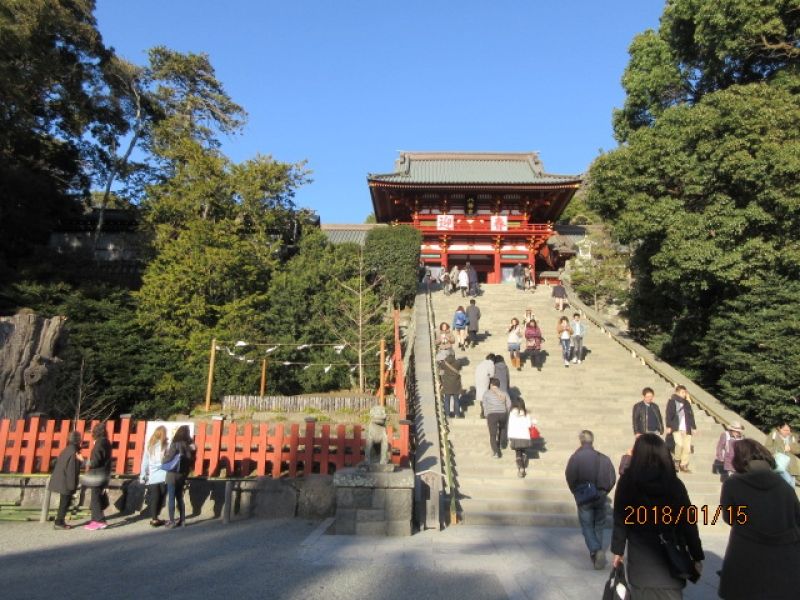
[623,505,748,526]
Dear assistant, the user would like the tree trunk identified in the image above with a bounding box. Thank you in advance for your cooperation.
[0,313,66,420]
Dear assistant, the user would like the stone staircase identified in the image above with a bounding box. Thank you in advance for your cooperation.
[430,284,728,527]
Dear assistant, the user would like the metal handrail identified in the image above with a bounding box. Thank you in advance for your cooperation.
[425,291,458,523]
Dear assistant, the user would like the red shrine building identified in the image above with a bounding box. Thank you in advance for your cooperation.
[368,151,582,283]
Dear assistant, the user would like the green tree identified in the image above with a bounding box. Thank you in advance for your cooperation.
[613,0,800,142]
[0,0,122,272]
[589,0,800,427]
[703,274,800,427]
[363,225,422,308]
[569,228,629,312]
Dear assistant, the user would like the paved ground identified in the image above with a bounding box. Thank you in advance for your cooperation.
[1,516,731,599]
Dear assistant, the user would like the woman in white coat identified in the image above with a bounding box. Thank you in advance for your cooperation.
[507,398,536,478]
[139,425,168,526]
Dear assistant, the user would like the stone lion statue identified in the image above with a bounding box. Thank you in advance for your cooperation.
[365,405,389,465]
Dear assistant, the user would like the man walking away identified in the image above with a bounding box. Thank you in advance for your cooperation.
[467,263,479,296]
[482,378,511,458]
[632,387,664,437]
[440,354,463,418]
[565,430,616,570]
[466,299,481,348]
[474,354,496,419]
[570,313,585,364]
[665,384,697,473]
[457,267,469,297]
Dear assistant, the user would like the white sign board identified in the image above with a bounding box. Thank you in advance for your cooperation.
[436,214,455,230]
[490,215,508,231]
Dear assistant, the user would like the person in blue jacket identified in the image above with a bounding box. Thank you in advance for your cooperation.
[140,425,168,526]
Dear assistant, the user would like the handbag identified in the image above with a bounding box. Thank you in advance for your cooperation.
[712,459,725,475]
[529,425,541,439]
[658,528,700,583]
[573,481,600,505]
[665,432,676,452]
[602,564,631,600]
[100,490,110,510]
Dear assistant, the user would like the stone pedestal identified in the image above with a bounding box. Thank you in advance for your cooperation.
[332,464,414,536]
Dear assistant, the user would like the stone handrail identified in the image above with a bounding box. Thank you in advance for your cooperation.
[562,282,763,436]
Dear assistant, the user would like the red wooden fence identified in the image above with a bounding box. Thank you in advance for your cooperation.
[0,416,409,477]
[0,311,413,478]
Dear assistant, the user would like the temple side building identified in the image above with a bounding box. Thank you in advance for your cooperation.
[368,151,582,283]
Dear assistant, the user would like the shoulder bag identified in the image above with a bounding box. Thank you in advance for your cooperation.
[573,453,601,505]
[160,450,182,472]
[657,527,700,583]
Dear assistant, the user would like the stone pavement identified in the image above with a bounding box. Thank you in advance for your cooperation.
[0,516,730,599]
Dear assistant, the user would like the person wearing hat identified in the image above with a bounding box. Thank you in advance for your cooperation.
[715,421,745,482]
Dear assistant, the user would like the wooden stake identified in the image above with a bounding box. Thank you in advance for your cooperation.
[379,338,386,406]
[204,337,217,412]
[260,358,267,398]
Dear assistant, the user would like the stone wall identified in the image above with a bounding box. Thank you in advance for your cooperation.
[0,474,337,522]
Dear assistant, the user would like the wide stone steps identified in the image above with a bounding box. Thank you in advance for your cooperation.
[429,283,733,527]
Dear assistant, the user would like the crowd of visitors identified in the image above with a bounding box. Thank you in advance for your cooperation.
[49,424,196,531]
[428,273,800,598]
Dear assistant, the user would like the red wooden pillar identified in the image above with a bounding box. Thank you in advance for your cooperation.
[492,248,501,284]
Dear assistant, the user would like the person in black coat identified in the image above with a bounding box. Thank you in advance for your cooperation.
[611,433,704,599]
[664,385,697,473]
[632,387,664,436]
[163,425,195,528]
[48,431,84,530]
[439,354,463,418]
[83,422,112,530]
[718,439,800,600]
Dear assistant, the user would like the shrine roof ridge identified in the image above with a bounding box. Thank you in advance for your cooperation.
[367,151,583,185]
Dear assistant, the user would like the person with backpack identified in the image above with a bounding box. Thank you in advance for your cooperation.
[49,431,84,530]
[565,430,617,570]
[507,398,536,478]
[452,306,469,350]
[140,425,168,526]
[162,425,195,529]
[83,422,112,531]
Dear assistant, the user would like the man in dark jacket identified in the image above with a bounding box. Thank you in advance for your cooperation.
[565,430,617,570]
[665,384,697,473]
[632,387,664,436]
[48,431,84,529]
[465,299,481,348]
[440,354,463,418]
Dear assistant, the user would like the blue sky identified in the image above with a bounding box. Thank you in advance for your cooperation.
[96,1,665,224]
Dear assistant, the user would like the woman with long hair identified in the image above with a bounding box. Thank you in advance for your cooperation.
[611,433,704,599]
[435,322,456,362]
[139,425,168,526]
[83,422,112,531]
[556,316,573,368]
[507,398,535,478]
[163,425,195,529]
[718,439,800,599]
[523,318,543,371]
[507,317,523,371]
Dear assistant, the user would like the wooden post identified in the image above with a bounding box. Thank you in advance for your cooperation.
[260,359,267,398]
[204,338,217,412]
[379,338,386,406]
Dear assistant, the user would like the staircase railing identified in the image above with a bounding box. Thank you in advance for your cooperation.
[425,290,459,523]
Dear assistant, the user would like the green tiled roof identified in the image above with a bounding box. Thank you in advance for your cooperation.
[368,152,581,185]
[320,224,385,246]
